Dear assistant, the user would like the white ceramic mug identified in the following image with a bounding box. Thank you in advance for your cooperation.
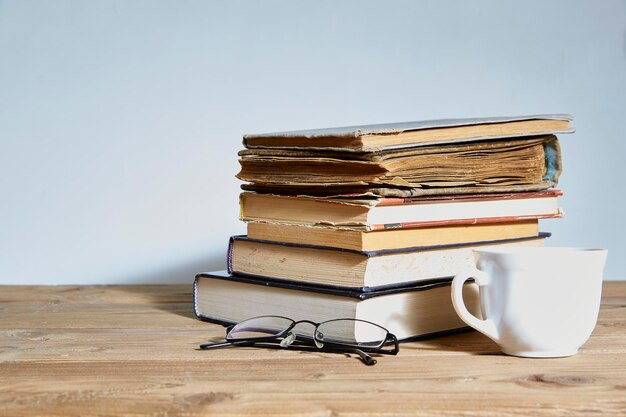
[451,247,607,358]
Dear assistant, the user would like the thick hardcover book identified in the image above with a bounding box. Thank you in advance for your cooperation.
[227,233,550,290]
[243,114,573,151]
[193,271,482,341]
[240,190,563,231]
[238,135,562,197]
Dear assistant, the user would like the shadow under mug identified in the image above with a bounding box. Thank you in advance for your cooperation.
[451,247,607,358]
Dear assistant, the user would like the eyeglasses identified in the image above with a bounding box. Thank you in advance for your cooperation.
[199,315,399,365]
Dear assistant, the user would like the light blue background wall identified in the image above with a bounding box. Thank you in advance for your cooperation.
[1,0,625,284]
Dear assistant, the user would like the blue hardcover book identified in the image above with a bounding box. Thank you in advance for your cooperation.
[193,270,481,342]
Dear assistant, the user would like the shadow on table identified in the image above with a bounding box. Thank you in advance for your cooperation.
[105,255,507,355]
[401,327,503,356]
[111,254,224,320]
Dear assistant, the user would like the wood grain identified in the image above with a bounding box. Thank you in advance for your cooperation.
[1,282,625,416]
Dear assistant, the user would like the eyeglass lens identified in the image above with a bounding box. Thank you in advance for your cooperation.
[315,319,388,349]
[227,316,294,340]
[227,316,388,349]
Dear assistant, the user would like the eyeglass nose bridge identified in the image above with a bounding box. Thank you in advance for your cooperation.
[287,319,321,339]
[285,319,328,347]
[290,319,319,327]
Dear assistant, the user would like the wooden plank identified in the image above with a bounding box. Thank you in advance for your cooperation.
[0,285,192,304]
[603,281,626,297]
[1,358,625,416]
[0,302,623,362]
[0,284,625,417]
[2,352,626,410]
[0,309,624,363]
[0,303,200,329]
[0,280,621,304]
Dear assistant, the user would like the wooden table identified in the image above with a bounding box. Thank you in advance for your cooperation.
[1,283,625,416]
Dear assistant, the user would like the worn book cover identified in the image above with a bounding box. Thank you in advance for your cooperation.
[239,190,563,230]
[238,135,562,197]
[243,114,573,151]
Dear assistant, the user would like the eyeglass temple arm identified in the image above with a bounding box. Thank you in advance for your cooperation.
[199,340,254,350]
[347,347,377,366]
[317,345,377,366]
[199,340,378,366]
[200,332,292,350]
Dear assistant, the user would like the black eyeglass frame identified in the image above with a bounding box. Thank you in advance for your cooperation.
[199,315,399,365]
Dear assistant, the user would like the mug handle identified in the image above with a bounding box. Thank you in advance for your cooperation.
[451,267,500,344]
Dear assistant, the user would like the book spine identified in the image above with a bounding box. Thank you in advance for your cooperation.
[227,236,235,274]
[238,193,245,221]
[192,276,202,320]
[543,136,562,183]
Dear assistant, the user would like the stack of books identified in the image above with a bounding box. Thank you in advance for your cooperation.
[194,114,574,341]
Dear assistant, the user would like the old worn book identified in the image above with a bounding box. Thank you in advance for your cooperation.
[246,219,539,251]
[228,234,549,289]
[240,190,563,231]
[240,182,557,198]
[194,271,482,341]
[238,135,562,196]
[243,114,573,151]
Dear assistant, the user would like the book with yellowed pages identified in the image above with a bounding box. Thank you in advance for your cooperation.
[246,219,540,252]
[194,271,482,341]
[228,234,549,290]
[239,114,573,197]
[238,135,562,197]
[243,114,573,151]
[240,190,563,231]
